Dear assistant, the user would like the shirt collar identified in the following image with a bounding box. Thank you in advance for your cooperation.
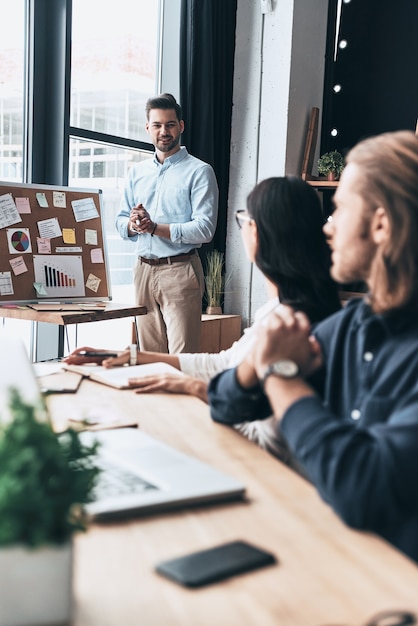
[352,297,418,337]
[153,146,189,167]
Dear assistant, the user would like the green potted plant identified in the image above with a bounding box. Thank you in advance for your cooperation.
[204,250,232,315]
[317,150,345,180]
[0,387,100,626]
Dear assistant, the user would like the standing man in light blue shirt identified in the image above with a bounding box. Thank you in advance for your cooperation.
[116,93,219,354]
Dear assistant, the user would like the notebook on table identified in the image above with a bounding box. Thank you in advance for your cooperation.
[0,333,246,519]
[33,362,83,393]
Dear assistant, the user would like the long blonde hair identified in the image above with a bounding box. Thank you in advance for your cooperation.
[346,131,418,312]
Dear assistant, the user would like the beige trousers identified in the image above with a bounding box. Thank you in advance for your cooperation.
[133,253,204,354]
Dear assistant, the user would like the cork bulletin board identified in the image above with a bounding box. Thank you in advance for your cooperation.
[0,181,111,304]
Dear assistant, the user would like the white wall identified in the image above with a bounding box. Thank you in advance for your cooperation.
[225,0,329,327]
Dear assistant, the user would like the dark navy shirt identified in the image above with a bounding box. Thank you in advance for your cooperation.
[208,298,418,562]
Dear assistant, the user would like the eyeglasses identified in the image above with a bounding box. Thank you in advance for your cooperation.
[234,209,253,230]
[319,609,416,626]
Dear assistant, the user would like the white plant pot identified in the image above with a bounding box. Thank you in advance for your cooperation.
[0,542,73,626]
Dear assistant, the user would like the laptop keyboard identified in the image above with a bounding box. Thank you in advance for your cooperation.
[93,459,159,500]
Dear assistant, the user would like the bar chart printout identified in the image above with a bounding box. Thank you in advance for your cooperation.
[33,255,85,298]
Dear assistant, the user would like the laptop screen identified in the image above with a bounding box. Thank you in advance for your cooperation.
[0,331,48,425]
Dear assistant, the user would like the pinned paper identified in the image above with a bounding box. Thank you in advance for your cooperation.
[85,229,98,245]
[6,228,32,254]
[90,248,104,263]
[55,246,82,253]
[53,191,66,208]
[71,197,99,222]
[37,217,62,239]
[37,237,51,254]
[9,256,28,276]
[33,282,48,296]
[0,193,22,229]
[15,197,31,214]
[62,228,76,244]
[86,273,101,293]
[33,255,85,298]
[36,192,49,208]
[0,272,14,296]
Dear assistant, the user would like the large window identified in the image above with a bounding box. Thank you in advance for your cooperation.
[0,0,25,182]
[70,0,160,144]
[0,1,30,347]
[68,140,151,301]
[69,0,161,302]
[0,0,171,353]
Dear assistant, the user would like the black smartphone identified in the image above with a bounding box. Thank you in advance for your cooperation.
[155,540,277,588]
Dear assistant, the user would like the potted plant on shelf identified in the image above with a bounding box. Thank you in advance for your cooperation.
[317,150,345,180]
[204,250,231,315]
[0,387,100,626]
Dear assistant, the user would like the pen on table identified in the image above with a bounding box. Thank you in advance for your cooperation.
[78,351,119,357]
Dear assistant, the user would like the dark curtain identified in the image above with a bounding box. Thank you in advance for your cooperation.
[180,0,237,257]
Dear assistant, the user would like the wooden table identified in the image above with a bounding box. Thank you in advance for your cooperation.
[47,381,418,626]
[0,303,146,360]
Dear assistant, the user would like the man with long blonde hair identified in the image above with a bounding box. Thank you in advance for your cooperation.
[208,130,418,562]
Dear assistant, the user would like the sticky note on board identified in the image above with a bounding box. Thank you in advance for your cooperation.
[33,282,48,296]
[86,273,101,293]
[53,191,66,208]
[9,256,28,276]
[36,192,49,208]
[85,229,98,245]
[62,228,76,244]
[90,248,104,263]
[15,197,31,214]
[37,237,51,254]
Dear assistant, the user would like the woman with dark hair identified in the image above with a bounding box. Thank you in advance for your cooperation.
[246,176,340,323]
[66,176,341,461]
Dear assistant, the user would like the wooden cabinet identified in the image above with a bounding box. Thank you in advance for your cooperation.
[200,314,241,353]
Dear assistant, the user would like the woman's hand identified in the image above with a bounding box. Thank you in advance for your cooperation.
[128,374,208,403]
[64,346,121,365]
[64,346,134,367]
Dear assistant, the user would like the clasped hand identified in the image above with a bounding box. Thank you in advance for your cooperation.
[251,305,323,380]
[130,204,154,234]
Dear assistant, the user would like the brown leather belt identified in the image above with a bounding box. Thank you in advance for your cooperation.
[139,250,196,266]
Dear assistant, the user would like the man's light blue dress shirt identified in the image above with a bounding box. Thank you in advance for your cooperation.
[115,147,218,258]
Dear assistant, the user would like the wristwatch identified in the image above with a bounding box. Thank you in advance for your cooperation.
[261,359,300,389]
[130,344,137,366]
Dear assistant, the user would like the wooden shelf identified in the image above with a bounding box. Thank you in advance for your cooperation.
[307,179,339,190]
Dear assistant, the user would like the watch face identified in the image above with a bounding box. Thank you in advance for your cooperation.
[270,359,299,378]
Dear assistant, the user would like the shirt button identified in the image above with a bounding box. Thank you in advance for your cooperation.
[363,352,374,362]
[351,409,361,420]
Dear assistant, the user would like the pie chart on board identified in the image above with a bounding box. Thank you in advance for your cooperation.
[11,230,31,252]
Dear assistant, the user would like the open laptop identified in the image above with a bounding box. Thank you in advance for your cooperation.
[0,332,246,520]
